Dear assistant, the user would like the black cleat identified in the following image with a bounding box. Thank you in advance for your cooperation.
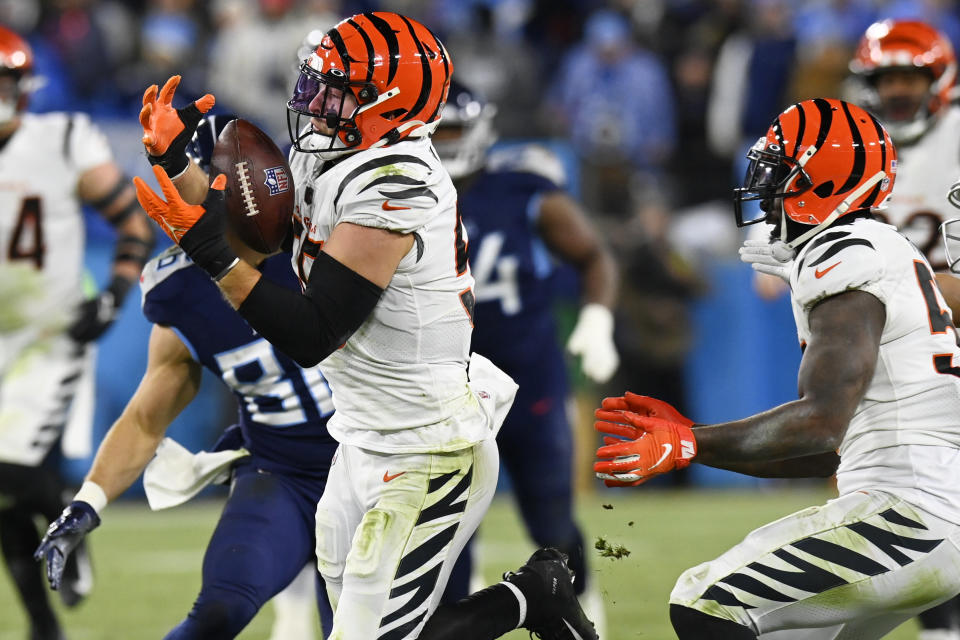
[58,537,93,608]
[503,548,599,640]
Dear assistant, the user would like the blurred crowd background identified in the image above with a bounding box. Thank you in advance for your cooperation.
[6,0,957,491]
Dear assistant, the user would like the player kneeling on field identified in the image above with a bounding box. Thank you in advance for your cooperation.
[597,98,960,639]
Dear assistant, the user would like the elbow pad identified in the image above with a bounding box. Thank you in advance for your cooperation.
[237,252,383,367]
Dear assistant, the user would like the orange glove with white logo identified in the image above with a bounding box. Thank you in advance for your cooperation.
[594,405,697,487]
[140,75,215,178]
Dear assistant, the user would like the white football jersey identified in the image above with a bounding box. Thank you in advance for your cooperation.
[790,217,960,522]
[0,112,113,331]
[880,106,960,271]
[289,137,486,453]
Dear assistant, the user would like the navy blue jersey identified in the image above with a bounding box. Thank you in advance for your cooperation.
[460,165,566,374]
[140,247,337,478]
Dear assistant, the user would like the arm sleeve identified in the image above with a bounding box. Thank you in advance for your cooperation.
[237,252,384,368]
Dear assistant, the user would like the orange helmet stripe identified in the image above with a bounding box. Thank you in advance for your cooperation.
[810,98,834,151]
[363,12,400,85]
[860,110,890,209]
[423,27,451,124]
[327,27,352,76]
[836,101,866,196]
[345,18,376,82]
[397,14,433,122]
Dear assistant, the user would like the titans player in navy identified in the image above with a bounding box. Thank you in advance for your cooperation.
[35,114,336,639]
[435,82,619,629]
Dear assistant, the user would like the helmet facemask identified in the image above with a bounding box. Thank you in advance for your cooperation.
[434,87,497,180]
[286,61,381,158]
[942,218,960,275]
[734,139,812,235]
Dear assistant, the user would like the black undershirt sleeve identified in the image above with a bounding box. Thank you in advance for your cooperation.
[237,252,384,368]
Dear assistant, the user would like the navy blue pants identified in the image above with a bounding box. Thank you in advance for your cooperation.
[165,458,333,639]
[444,361,586,601]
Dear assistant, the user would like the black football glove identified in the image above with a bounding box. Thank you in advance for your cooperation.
[68,276,133,343]
[34,501,101,591]
[140,75,216,178]
[134,167,239,281]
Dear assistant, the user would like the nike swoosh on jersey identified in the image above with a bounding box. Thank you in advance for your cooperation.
[801,237,874,272]
[815,261,841,278]
[383,470,406,482]
[382,201,411,211]
[652,443,672,469]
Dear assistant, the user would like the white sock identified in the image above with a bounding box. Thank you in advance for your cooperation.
[269,565,318,640]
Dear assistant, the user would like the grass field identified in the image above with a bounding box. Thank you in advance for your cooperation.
[1,488,922,639]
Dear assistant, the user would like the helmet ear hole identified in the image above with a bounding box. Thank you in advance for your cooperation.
[381,108,407,120]
[813,181,835,198]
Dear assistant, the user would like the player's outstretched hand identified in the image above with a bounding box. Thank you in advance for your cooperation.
[134,167,238,281]
[594,410,697,487]
[739,238,795,284]
[68,289,119,343]
[67,277,132,343]
[140,75,215,178]
[566,303,619,383]
[598,392,693,428]
[34,501,100,591]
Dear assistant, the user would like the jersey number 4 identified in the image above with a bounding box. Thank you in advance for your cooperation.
[8,197,44,268]
[914,260,960,377]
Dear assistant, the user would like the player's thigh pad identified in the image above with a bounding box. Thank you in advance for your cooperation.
[314,446,358,610]
[670,490,960,637]
[319,439,499,640]
[0,333,89,466]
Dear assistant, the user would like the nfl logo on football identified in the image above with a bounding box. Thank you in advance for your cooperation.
[263,166,290,196]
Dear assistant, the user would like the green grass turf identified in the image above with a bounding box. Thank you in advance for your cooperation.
[1,488,920,639]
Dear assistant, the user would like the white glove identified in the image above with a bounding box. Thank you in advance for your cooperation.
[738,238,795,283]
[566,303,619,384]
[143,438,249,510]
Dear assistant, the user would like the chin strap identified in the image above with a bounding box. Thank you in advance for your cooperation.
[782,169,887,250]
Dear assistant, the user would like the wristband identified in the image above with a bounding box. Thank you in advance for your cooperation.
[147,149,190,179]
[214,257,241,282]
[73,481,108,515]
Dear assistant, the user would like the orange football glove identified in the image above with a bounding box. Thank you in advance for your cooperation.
[594,411,697,487]
[140,75,215,177]
[598,392,694,428]
[133,166,238,281]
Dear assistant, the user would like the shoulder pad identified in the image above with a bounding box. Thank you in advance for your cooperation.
[793,223,885,311]
[140,246,192,300]
[486,144,566,187]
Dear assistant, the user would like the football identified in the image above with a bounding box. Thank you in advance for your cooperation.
[210,119,294,254]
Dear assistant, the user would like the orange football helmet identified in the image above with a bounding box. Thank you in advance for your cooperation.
[734,98,897,248]
[287,12,452,158]
[850,19,956,142]
[0,25,34,122]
